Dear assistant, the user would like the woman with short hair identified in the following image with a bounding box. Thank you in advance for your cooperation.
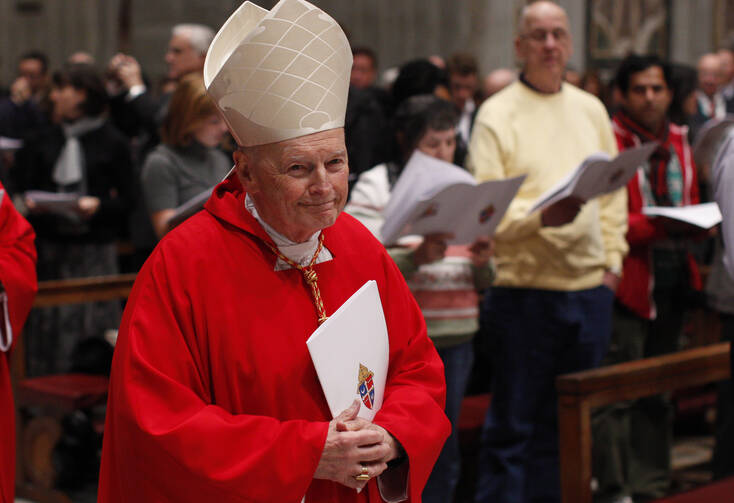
[346,94,493,503]
[14,62,132,375]
[141,73,230,238]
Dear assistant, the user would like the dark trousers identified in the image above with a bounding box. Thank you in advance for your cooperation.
[474,286,614,503]
[592,288,687,502]
[713,314,734,479]
[423,340,474,503]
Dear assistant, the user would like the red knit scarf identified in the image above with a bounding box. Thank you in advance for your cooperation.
[614,111,673,206]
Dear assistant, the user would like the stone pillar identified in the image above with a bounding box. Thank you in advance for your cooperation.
[670,0,715,66]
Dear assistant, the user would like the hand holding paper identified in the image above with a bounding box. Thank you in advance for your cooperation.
[381,151,525,245]
[528,143,658,215]
[313,400,391,490]
[540,196,585,227]
[642,202,722,230]
[413,232,452,265]
[24,191,80,214]
[308,280,392,492]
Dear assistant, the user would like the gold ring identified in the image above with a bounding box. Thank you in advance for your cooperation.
[355,466,370,481]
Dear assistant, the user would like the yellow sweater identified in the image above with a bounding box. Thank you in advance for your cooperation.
[466,81,628,291]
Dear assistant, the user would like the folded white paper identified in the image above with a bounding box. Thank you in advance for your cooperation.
[306,280,388,421]
[642,202,722,229]
[24,191,80,213]
[528,143,658,215]
[0,136,22,151]
[381,150,525,245]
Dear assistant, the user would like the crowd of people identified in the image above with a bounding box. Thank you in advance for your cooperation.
[0,0,733,502]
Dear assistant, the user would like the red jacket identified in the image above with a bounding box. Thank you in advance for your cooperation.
[612,115,701,320]
[0,182,37,503]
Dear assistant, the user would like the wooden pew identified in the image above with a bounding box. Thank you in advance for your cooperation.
[11,274,136,503]
[556,342,731,503]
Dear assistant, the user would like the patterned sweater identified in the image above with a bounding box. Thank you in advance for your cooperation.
[345,163,493,348]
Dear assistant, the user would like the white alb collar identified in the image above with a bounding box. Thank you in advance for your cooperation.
[245,193,332,270]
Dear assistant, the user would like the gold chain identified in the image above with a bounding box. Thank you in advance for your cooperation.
[264,233,329,324]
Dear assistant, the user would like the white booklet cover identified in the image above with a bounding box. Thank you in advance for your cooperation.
[527,142,658,215]
[24,191,80,213]
[380,150,525,245]
[642,202,723,229]
[306,280,389,422]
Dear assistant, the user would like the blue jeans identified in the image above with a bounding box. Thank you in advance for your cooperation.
[423,340,474,503]
[474,286,613,503]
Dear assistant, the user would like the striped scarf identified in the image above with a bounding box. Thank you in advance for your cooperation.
[614,111,682,207]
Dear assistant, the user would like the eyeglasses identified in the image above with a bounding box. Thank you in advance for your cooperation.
[521,28,569,43]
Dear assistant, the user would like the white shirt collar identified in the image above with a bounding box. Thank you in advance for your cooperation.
[244,194,332,270]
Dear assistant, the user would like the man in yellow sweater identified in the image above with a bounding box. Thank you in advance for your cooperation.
[466,2,628,502]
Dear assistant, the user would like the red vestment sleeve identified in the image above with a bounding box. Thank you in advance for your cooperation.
[372,254,451,502]
[99,250,329,503]
[0,185,37,503]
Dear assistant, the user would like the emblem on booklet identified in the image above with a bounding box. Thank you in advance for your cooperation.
[479,203,495,224]
[357,363,375,409]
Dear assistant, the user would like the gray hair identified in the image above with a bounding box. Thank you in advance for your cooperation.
[172,24,215,55]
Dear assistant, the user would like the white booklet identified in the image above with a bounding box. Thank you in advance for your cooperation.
[527,142,658,215]
[380,150,525,246]
[24,191,80,212]
[306,280,389,422]
[0,136,22,151]
[642,202,723,229]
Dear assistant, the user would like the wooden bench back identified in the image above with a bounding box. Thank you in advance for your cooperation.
[10,273,136,383]
[556,342,731,503]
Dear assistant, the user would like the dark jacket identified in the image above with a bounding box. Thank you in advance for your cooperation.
[13,120,133,243]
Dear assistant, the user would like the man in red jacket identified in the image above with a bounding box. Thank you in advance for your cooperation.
[0,182,37,503]
[592,54,703,503]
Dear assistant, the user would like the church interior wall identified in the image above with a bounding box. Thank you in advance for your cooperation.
[0,0,726,92]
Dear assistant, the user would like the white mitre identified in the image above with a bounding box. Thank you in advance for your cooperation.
[204,0,353,147]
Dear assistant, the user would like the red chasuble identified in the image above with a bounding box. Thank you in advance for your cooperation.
[0,182,37,503]
[98,175,449,502]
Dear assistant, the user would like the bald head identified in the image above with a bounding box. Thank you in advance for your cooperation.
[515,1,572,93]
[698,52,723,98]
[483,68,516,99]
[518,1,568,34]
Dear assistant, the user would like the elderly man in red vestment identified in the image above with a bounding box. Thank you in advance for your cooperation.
[98,1,449,502]
[0,181,37,503]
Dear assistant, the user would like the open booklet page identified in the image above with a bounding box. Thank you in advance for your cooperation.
[381,150,525,245]
[306,280,388,422]
[642,202,722,229]
[24,190,80,213]
[528,142,658,215]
